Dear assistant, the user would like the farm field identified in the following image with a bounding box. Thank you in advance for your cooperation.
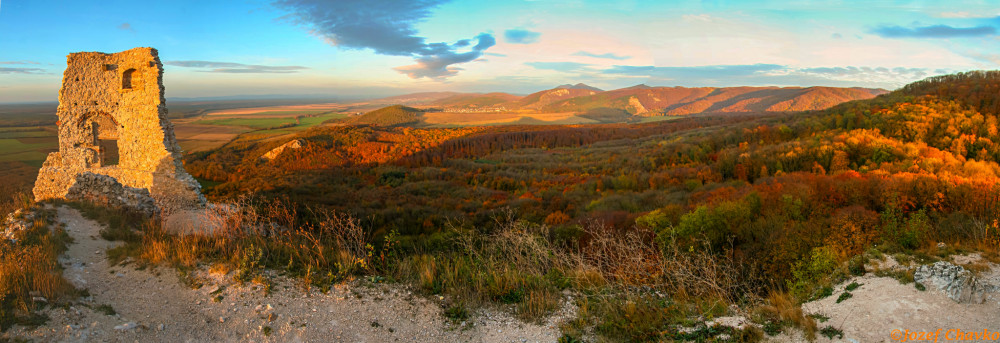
[0,127,57,164]
[423,111,597,126]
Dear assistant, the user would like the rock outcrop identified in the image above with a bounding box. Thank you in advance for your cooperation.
[261,139,305,161]
[32,47,205,215]
[914,261,1000,304]
[1,208,35,243]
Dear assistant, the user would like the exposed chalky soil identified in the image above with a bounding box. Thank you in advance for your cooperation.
[771,259,1000,343]
[2,206,569,342]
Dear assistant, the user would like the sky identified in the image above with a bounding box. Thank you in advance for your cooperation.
[1,0,1000,103]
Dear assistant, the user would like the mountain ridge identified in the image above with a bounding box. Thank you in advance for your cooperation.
[369,84,887,116]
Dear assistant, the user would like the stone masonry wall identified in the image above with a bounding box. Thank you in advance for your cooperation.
[33,47,205,214]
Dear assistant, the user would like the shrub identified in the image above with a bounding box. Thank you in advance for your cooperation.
[788,246,839,300]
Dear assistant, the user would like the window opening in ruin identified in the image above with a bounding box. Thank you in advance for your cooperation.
[90,113,120,166]
[122,68,136,89]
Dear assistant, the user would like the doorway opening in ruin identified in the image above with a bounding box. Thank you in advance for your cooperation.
[89,113,120,166]
[122,68,135,89]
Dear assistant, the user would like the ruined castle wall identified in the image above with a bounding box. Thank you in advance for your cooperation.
[33,47,205,214]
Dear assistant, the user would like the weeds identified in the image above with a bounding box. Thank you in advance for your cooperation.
[820,326,844,339]
[808,313,829,323]
[836,292,852,303]
[443,304,469,323]
[93,304,116,316]
[756,291,817,340]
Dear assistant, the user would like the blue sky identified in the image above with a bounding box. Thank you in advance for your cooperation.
[1,0,999,103]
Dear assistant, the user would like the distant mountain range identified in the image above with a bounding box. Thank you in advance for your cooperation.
[367,83,887,116]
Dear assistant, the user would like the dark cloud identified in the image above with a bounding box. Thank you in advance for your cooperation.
[118,23,134,32]
[165,60,308,73]
[870,24,996,38]
[525,61,592,73]
[504,29,540,44]
[571,51,631,60]
[394,33,495,79]
[274,0,494,79]
[0,67,45,74]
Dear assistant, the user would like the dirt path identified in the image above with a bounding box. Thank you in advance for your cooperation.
[5,206,568,342]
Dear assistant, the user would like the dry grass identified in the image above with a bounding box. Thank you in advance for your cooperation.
[756,291,817,340]
[95,195,378,292]
[0,204,75,331]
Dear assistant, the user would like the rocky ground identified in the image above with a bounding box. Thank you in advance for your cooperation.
[773,254,1000,343]
[1,206,572,342]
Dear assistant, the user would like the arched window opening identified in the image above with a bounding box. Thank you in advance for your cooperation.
[122,68,136,90]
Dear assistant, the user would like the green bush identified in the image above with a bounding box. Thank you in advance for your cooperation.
[788,246,839,300]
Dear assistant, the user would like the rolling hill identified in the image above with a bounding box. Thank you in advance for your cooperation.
[348,105,424,127]
[504,84,604,110]
[426,92,522,108]
[358,84,887,125]
[537,85,887,115]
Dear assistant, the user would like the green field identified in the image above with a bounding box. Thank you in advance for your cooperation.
[637,115,683,123]
[195,112,347,130]
[0,137,56,158]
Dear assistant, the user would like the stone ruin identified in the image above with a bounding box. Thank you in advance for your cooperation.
[33,47,205,215]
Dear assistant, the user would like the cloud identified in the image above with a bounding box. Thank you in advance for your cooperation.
[0,61,40,65]
[165,60,308,73]
[870,24,996,38]
[572,51,631,60]
[605,64,786,79]
[0,67,46,74]
[393,33,495,79]
[273,0,494,79]
[484,52,507,57]
[504,29,541,44]
[118,23,134,32]
[594,64,925,88]
[800,66,928,80]
[525,61,593,73]
[936,11,1000,19]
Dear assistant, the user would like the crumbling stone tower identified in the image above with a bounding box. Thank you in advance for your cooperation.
[33,47,205,214]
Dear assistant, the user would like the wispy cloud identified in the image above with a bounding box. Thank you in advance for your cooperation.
[273,0,495,79]
[870,24,996,38]
[799,66,928,83]
[484,52,507,57]
[935,11,1000,19]
[0,61,40,65]
[595,63,926,88]
[525,61,593,73]
[571,51,630,60]
[504,29,540,44]
[604,64,786,79]
[0,67,46,74]
[165,60,308,73]
[118,23,134,32]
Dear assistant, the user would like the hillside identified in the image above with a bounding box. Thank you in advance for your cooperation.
[365,92,463,106]
[348,105,424,127]
[173,70,1000,341]
[556,83,604,92]
[504,86,603,110]
[539,85,886,115]
[426,92,522,108]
